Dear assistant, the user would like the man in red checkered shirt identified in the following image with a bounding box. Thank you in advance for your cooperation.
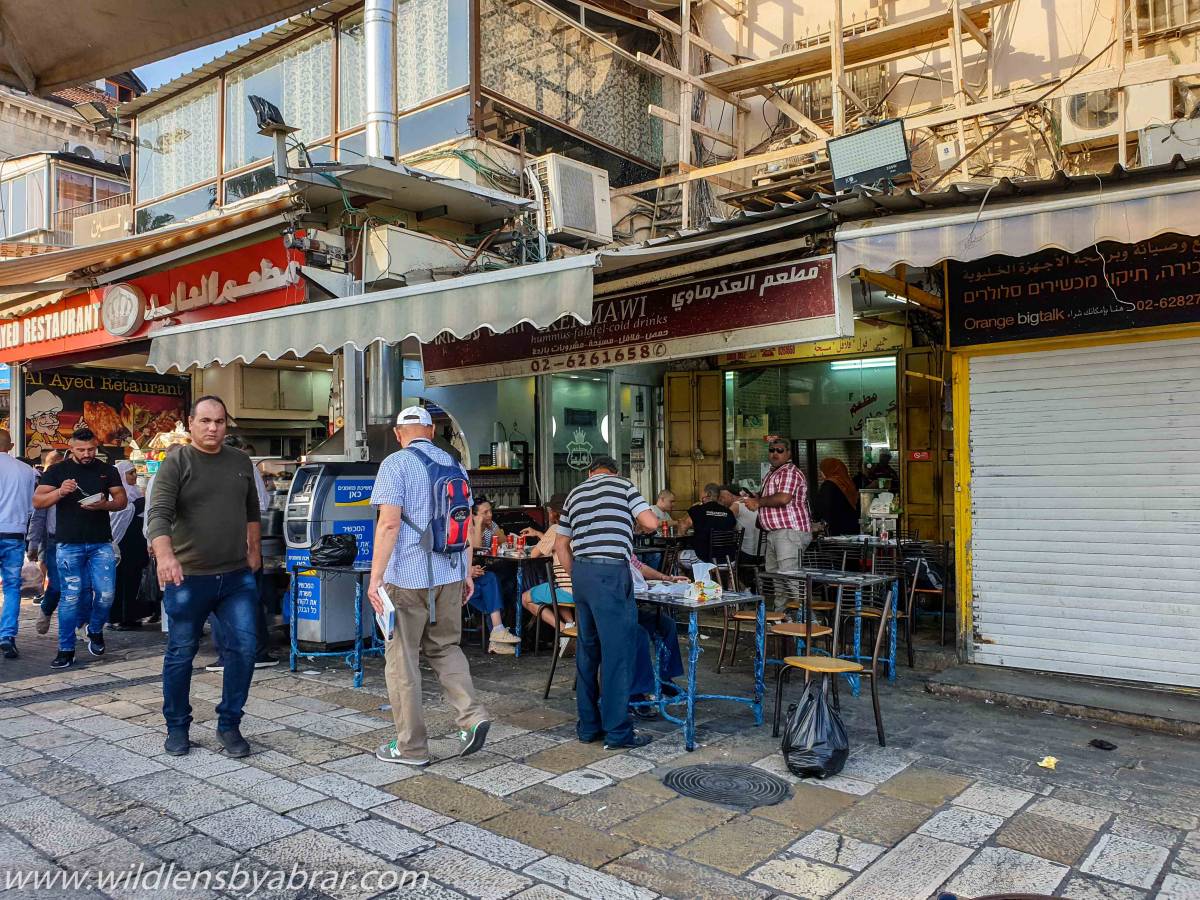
[744,438,811,581]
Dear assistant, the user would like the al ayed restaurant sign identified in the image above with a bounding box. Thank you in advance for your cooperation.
[423,255,849,385]
[0,237,304,363]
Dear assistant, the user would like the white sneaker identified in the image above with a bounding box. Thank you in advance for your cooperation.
[488,640,516,655]
[489,625,520,644]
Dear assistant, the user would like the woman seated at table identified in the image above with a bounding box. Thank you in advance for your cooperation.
[468,497,521,654]
[628,557,688,719]
[518,493,576,641]
[814,458,860,537]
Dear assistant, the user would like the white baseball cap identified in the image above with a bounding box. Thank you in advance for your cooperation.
[395,406,433,426]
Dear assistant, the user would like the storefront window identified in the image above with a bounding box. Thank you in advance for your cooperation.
[224,29,334,172]
[550,373,610,496]
[56,170,93,211]
[397,94,470,156]
[135,184,217,233]
[725,357,897,491]
[396,0,470,111]
[0,169,47,237]
[136,82,219,204]
[338,12,366,131]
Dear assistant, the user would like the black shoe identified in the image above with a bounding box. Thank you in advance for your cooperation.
[86,632,105,657]
[217,728,251,758]
[164,728,190,756]
[660,681,683,698]
[253,655,279,669]
[108,622,142,631]
[50,650,74,669]
[577,733,603,744]
[0,640,16,660]
[604,731,653,751]
[632,705,660,721]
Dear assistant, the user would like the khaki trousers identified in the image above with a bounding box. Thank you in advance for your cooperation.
[383,580,487,759]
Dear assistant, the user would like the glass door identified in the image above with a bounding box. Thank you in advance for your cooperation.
[620,382,655,501]
[548,372,611,496]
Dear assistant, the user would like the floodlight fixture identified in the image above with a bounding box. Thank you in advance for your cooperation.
[826,119,911,192]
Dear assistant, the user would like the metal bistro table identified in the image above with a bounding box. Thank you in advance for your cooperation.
[634,588,767,752]
[778,568,899,692]
[475,550,546,658]
[288,564,383,689]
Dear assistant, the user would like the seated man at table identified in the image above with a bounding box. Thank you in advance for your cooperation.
[677,483,737,569]
[467,497,520,654]
[520,494,575,645]
[627,557,687,718]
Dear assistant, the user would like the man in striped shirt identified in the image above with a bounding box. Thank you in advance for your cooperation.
[744,438,812,578]
[555,456,661,750]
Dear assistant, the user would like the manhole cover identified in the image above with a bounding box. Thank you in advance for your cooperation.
[663,764,791,810]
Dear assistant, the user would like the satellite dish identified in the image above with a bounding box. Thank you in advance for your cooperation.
[72,145,95,159]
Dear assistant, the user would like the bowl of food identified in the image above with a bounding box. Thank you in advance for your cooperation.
[78,493,104,509]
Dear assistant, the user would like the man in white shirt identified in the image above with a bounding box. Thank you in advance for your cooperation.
[0,429,38,659]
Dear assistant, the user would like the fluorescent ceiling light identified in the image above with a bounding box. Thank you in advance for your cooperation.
[830,357,896,370]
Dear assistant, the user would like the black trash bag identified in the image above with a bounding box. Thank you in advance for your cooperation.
[782,680,850,778]
[903,555,945,591]
[310,533,358,567]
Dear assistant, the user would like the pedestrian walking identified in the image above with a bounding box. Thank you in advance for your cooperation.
[0,428,38,660]
[205,435,278,671]
[29,451,62,635]
[368,406,490,767]
[146,396,261,758]
[744,437,811,583]
[34,427,126,668]
[555,455,660,750]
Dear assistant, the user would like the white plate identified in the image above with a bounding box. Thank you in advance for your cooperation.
[78,493,104,508]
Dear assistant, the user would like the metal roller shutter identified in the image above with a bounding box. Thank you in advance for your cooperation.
[967,336,1200,688]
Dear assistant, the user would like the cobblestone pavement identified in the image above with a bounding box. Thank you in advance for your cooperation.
[1,605,1199,899]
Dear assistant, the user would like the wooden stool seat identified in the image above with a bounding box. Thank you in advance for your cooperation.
[733,610,785,623]
[810,601,836,611]
[770,622,832,639]
[782,655,863,674]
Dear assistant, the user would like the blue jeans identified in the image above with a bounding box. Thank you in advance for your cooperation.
[572,557,637,745]
[209,572,270,663]
[630,607,684,697]
[0,537,24,641]
[56,543,116,652]
[38,538,61,614]
[163,568,257,731]
[467,571,504,617]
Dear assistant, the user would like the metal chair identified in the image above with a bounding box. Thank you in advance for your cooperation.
[772,576,895,746]
[715,561,786,672]
[903,541,953,646]
[756,572,833,665]
[528,555,574,656]
[541,565,578,699]
[707,528,743,588]
[869,553,916,668]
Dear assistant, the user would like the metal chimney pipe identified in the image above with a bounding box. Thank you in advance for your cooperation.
[364,0,396,160]
[366,342,402,425]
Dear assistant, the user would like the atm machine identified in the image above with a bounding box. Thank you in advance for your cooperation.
[284,462,379,648]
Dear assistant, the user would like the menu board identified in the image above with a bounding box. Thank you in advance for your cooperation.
[948,234,1200,346]
[23,366,189,461]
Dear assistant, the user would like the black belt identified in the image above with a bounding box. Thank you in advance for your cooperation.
[0,532,24,540]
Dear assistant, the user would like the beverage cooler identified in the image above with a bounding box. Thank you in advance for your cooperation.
[284,462,379,648]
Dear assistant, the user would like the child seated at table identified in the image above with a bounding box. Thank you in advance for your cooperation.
[468,497,520,654]
[520,494,576,650]
[628,557,687,719]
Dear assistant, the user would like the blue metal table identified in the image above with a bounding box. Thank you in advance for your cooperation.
[634,588,767,752]
[288,563,384,689]
[475,551,547,658]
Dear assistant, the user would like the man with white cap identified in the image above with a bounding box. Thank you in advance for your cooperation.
[368,405,490,767]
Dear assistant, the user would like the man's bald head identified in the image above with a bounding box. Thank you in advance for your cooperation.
[395,423,434,448]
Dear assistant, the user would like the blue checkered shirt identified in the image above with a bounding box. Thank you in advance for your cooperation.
[370,440,471,589]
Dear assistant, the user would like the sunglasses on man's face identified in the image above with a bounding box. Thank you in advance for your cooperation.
[768,447,787,454]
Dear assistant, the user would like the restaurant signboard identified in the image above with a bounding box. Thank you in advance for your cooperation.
[423,255,848,385]
[0,236,305,363]
[948,234,1200,346]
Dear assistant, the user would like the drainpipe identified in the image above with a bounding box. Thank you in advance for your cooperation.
[364,0,396,160]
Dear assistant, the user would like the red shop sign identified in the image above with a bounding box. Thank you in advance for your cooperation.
[423,255,848,385]
[908,450,932,461]
[0,235,305,363]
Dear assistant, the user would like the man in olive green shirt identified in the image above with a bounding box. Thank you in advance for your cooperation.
[147,395,261,759]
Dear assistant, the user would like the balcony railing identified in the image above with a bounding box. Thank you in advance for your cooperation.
[50,192,131,246]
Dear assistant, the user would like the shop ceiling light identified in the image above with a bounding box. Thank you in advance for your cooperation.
[830,357,896,371]
[826,119,911,192]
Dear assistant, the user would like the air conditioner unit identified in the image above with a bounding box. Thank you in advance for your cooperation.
[528,154,612,247]
[1057,82,1174,148]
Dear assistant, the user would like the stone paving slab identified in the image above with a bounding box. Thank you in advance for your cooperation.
[785,830,886,872]
[607,846,773,900]
[832,833,972,900]
[612,796,737,850]
[676,814,802,876]
[1082,834,1172,889]
[943,846,1069,896]
[408,846,533,900]
[524,855,656,900]
[995,811,1098,866]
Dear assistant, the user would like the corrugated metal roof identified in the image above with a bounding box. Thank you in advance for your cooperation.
[120,1,361,118]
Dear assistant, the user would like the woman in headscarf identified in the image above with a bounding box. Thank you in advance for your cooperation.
[108,460,151,629]
[815,458,861,536]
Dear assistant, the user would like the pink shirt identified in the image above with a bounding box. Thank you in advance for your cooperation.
[758,462,811,533]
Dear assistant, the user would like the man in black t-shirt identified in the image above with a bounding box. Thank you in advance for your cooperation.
[34,428,127,669]
[678,483,738,565]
